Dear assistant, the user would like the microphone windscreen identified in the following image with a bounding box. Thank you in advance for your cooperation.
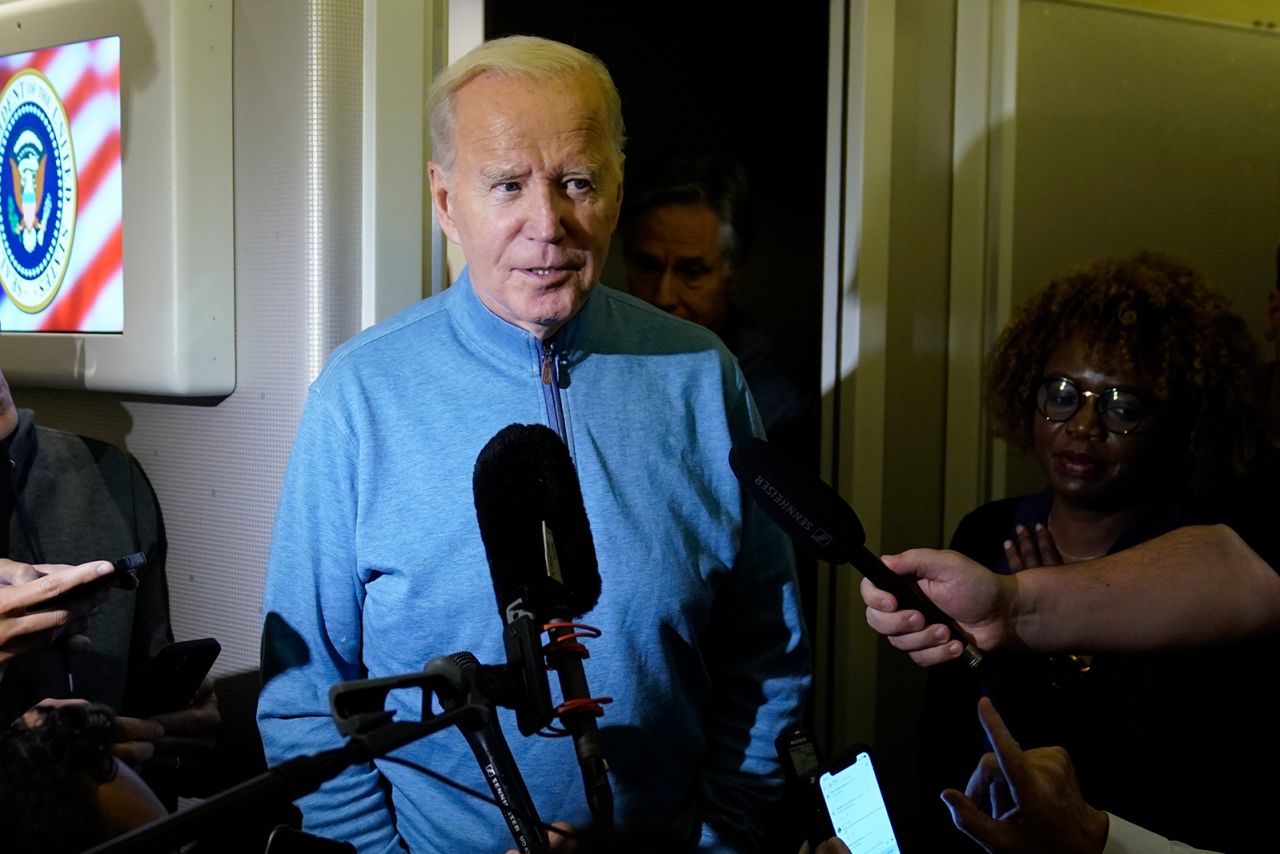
[728,436,863,564]
[473,423,601,621]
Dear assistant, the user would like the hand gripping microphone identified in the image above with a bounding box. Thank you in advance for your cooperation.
[473,423,614,829]
[729,436,984,670]
[430,651,549,854]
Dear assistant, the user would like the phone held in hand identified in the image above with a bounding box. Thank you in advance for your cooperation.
[815,744,902,854]
[35,551,145,611]
[142,637,221,716]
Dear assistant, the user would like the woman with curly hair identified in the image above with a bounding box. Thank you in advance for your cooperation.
[983,251,1260,562]
[917,252,1276,853]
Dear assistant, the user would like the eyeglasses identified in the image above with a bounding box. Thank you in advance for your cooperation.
[1034,376,1151,435]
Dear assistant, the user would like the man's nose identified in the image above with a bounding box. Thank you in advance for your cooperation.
[524,185,568,242]
[653,269,680,309]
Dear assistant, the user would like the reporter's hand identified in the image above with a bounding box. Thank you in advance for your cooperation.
[859,549,1017,666]
[21,698,173,768]
[0,559,114,674]
[113,713,166,767]
[798,837,851,854]
[939,698,1108,854]
[149,677,220,769]
[503,821,576,853]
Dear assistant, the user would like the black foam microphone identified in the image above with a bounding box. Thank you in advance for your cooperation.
[473,423,614,829]
[729,436,984,670]
[434,652,549,854]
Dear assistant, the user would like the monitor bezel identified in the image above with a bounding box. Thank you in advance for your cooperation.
[0,0,233,396]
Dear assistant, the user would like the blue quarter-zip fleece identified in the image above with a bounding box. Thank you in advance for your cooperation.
[257,270,811,853]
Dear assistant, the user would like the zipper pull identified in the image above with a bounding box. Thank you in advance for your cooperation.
[541,341,558,385]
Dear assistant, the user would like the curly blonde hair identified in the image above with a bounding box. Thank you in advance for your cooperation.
[985,252,1262,492]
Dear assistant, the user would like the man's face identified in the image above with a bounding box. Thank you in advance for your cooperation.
[624,203,734,333]
[0,368,16,439]
[428,72,622,339]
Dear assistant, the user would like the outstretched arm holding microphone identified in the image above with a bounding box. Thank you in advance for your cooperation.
[861,524,1280,665]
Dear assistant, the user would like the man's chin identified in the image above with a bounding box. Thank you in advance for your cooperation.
[525,295,590,335]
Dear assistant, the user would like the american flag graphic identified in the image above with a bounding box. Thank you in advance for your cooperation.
[0,36,122,333]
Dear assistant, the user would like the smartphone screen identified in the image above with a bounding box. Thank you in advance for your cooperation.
[818,749,900,853]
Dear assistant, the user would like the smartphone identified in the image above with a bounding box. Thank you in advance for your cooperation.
[815,745,901,854]
[35,551,145,611]
[142,637,221,716]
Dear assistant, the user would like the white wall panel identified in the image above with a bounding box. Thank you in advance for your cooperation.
[12,0,366,781]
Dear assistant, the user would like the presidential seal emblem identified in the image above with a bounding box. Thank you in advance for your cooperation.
[0,69,76,314]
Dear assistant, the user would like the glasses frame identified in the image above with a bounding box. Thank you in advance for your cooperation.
[1033,376,1153,435]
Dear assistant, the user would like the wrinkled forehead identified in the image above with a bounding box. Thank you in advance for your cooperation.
[454,71,619,172]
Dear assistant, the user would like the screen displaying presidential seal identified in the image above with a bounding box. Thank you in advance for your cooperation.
[0,36,122,333]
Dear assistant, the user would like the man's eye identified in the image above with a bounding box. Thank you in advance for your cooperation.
[566,178,593,192]
[495,181,521,193]
[677,263,710,278]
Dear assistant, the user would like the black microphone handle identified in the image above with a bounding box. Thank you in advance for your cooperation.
[849,544,984,670]
[444,652,550,854]
[547,623,614,829]
[458,717,550,854]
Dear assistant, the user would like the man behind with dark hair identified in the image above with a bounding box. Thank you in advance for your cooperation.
[620,154,818,463]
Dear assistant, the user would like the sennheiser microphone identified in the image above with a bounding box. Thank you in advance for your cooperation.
[473,423,614,829]
[729,436,984,670]
[435,652,549,854]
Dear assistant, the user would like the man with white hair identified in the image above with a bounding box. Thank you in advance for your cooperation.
[258,36,810,853]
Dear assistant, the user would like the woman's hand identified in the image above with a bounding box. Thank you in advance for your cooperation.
[1003,523,1063,571]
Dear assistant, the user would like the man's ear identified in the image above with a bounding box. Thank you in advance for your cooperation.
[428,162,461,244]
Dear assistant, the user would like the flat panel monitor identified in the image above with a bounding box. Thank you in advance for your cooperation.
[0,0,233,396]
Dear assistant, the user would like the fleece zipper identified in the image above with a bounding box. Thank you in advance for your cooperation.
[538,338,568,443]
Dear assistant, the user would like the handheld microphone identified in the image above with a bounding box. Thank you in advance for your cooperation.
[473,423,614,829]
[432,652,549,854]
[729,437,983,670]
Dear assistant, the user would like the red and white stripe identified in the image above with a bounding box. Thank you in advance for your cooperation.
[0,36,122,333]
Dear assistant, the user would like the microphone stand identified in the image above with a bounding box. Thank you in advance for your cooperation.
[84,670,487,854]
